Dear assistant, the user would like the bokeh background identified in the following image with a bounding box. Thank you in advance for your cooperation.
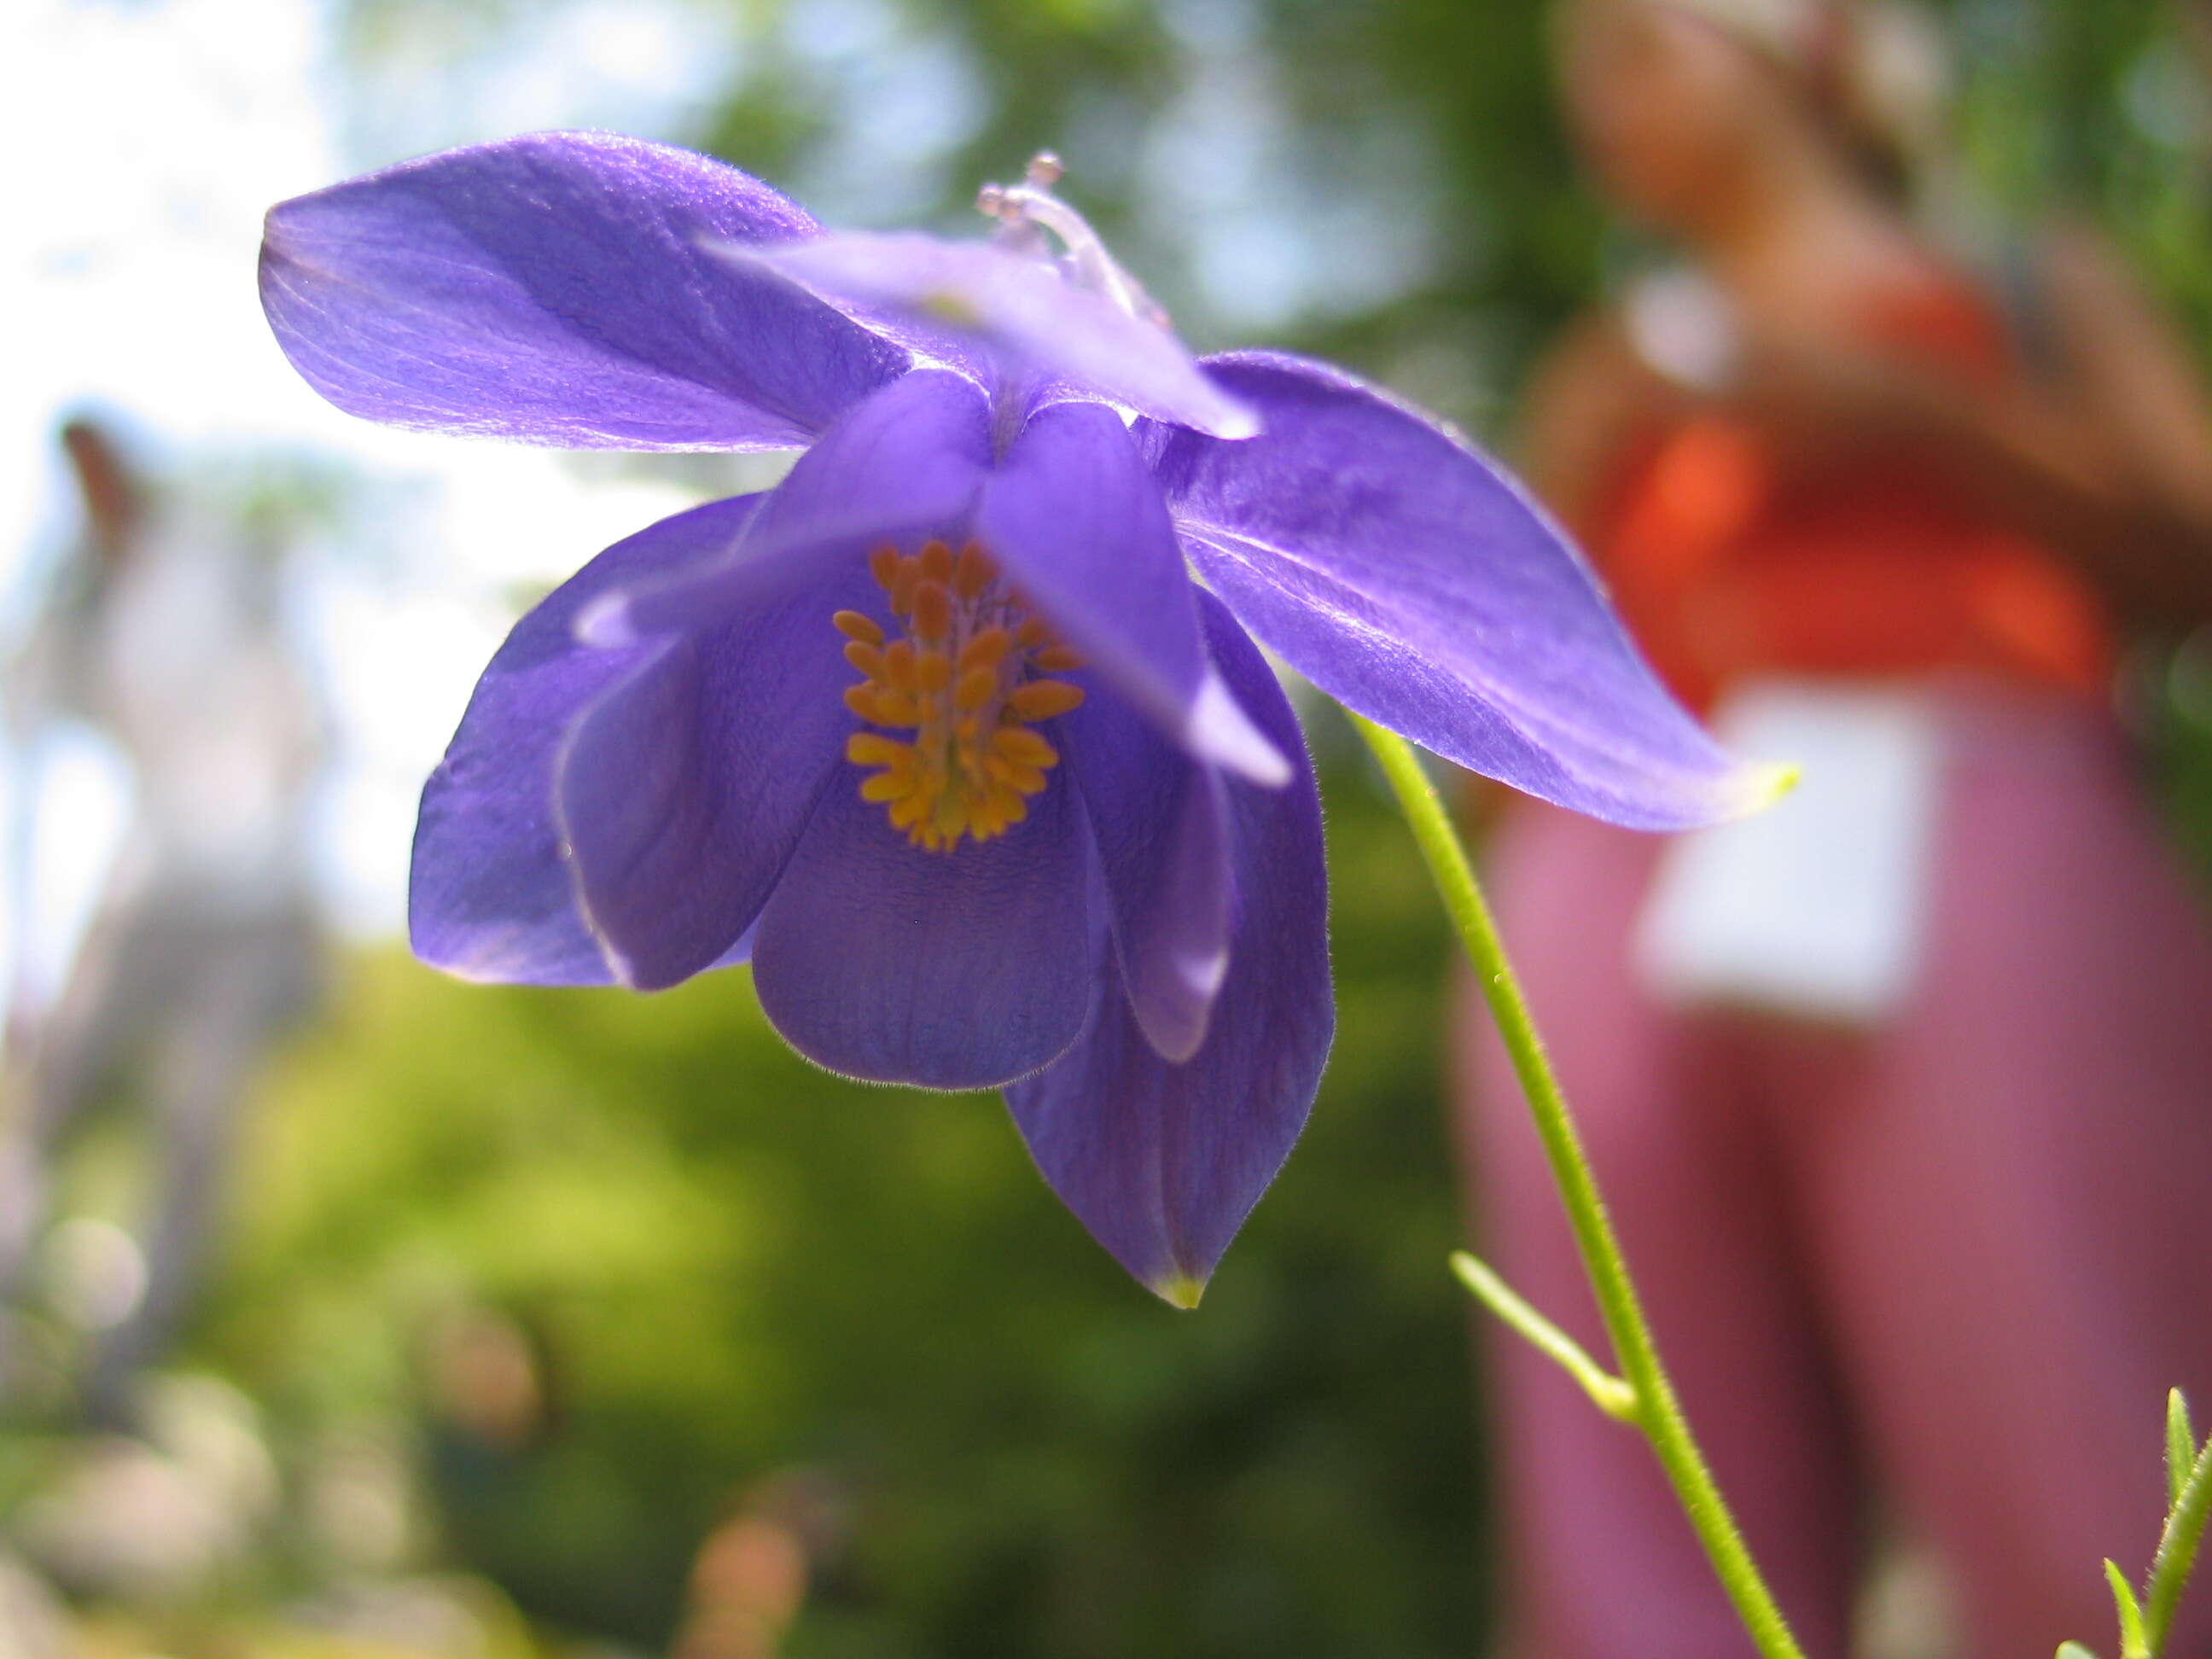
[3,1,2209,1655]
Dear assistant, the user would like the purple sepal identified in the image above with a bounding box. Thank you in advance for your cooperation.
[260,131,908,450]
[749,768,1093,1091]
[731,230,1260,439]
[410,494,767,984]
[976,400,1289,787]
[1143,352,1783,830]
[559,554,875,992]
[1059,678,1231,1064]
[578,370,992,646]
[1008,597,1330,1304]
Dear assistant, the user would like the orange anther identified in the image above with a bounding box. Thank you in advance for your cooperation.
[1008,680,1085,722]
[958,628,1011,672]
[955,667,999,711]
[836,537,1084,849]
[992,725,1060,768]
[847,732,913,767]
[882,640,918,692]
[953,541,993,598]
[911,581,952,643]
[890,559,921,614]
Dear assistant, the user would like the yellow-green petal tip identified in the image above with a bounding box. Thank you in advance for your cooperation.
[1153,1272,1207,1311]
[1726,758,1801,820]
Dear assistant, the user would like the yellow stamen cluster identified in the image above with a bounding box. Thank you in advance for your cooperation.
[837,539,1086,852]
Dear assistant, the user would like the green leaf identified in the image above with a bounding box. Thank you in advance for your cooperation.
[2169,1390,2197,1515]
[2107,1558,2150,1659]
[2145,1429,2212,1656]
[2056,1642,2102,1659]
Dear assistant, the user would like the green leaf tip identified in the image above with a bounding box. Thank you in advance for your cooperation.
[2171,1389,2197,1513]
[2055,1642,2101,1659]
[2106,1559,2149,1659]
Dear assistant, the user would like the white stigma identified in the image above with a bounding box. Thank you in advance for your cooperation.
[975,154,1172,331]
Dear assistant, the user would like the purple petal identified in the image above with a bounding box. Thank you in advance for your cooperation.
[749,772,1093,1091]
[975,400,1289,787]
[1141,352,1790,830]
[1007,597,1330,1304]
[410,494,765,984]
[1061,680,1231,1064]
[578,370,992,646]
[733,232,1260,439]
[260,131,907,450]
[558,554,875,991]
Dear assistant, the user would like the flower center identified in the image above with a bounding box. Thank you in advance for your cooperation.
[835,539,1085,853]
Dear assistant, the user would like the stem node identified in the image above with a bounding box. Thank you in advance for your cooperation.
[1449,1250,1640,1423]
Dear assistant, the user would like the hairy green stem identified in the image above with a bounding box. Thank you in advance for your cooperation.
[1350,713,1808,1659]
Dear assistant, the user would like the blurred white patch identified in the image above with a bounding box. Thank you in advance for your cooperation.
[5,727,134,1022]
[41,1218,148,1333]
[1625,268,1742,394]
[16,1375,276,1604]
[1636,678,1942,1027]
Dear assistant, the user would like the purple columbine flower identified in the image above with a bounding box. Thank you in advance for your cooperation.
[259,134,1773,1304]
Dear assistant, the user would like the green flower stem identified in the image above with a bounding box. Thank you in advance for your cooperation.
[1349,713,1808,1659]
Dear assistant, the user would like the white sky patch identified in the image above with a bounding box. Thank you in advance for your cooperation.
[1144,0,1440,333]
[1,726,135,1018]
[1,0,746,992]
[341,0,745,164]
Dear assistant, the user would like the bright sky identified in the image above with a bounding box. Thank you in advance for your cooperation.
[1,0,735,999]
